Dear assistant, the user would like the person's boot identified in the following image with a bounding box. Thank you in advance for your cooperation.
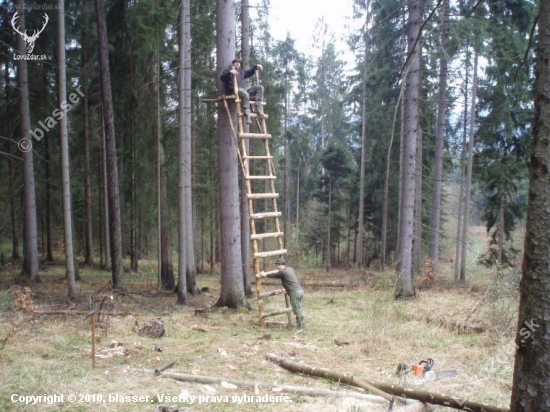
[255,101,264,116]
[244,107,252,124]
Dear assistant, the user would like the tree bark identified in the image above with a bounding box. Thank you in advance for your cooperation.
[396,0,421,298]
[183,80,199,296]
[510,4,550,409]
[412,116,423,274]
[95,0,124,289]
[5,60,20,260]
[58,0,77,299]
[177,0,197,304]
[99,113,110,269]
[82,14,93,266]
[497,189,505,263]
[17,0,40,282]
[326,176,332,272]
[215,0,247,308]
[284,89,291,252]
[240,0,252,297]
[176,0,188,304]
[454,51,469,282]
[153,51,175,291]
[356,24,368,268]
[459,49,478,282]
[429,0,449,275]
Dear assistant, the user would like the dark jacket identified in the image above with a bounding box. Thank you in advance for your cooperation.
[267,266,303,295]
[220,65,259,95]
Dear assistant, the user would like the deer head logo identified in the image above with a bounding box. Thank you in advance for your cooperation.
[11,11,49,54]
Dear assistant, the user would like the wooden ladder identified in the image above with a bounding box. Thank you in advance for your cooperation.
[223,74,292,328]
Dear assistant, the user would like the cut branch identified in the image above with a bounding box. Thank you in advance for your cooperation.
[267,353,509,412]
[141,368,387,404]
[32,310,135,317]
[267,353,393,401]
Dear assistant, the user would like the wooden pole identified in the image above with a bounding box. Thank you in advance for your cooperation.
[91,313,96,368]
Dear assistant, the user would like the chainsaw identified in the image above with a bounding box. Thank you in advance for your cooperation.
[396,358,457,379]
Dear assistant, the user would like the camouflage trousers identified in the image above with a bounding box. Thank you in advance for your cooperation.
[289,290,305,330]
[238,84,264,113]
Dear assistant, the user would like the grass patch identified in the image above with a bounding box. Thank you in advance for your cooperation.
[0,258,517,411]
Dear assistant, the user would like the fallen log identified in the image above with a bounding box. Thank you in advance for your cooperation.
[32,310,135,317]
[141,368,386,404]
[154,360,176,375]
[266,353,509,412]
[267,353,393,401]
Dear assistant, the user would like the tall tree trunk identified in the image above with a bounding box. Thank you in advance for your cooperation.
[8,151,20,260]
[429,0,450,275]
[130,63,138,272]
[82,16,93,266]
[412,117,423,274]
[215,0,247,308]
[356,25,368,269]
[95,0,124,289]
[454,50,469,282]
[17,0,40,281]
[395,0,421,299]
[413,7,424,275]
[5,61,20,260]
[44,115,54,262]
[153,50,175,291]
[97,137,104,267]
[178,0,198,304]
[459,49,478,283]
[510,5,550,407]
[284,89,291,250]
[295,161,300,243]
[411,127,423,274]
[159,143,174,290]
[497,191,505,263]
[326,176,332,272]
[58,1,76,299]
[382,73,406,269]
[100,113,111,269]
[240,0,252,296]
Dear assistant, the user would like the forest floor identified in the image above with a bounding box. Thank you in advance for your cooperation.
[0,251,520,412]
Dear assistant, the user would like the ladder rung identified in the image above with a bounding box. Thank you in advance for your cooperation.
[243,155,273,160]
[261,307,293,318]
[247,193,279,200]
[257,269,280,276]
[254,249,287,258]
[251,231,284,240]
[246,175,276,180]
[250,212,282,219]
[251,113,269,119]
[258,289,286,299]
[239,132,272,139]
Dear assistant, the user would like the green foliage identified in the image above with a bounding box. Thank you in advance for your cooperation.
[0,0,537,278]
[474,0,535,263]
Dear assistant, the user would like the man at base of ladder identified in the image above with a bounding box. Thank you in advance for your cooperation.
[257,258,305,331]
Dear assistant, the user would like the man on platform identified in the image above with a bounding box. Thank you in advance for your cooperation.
[220,59,264,124]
